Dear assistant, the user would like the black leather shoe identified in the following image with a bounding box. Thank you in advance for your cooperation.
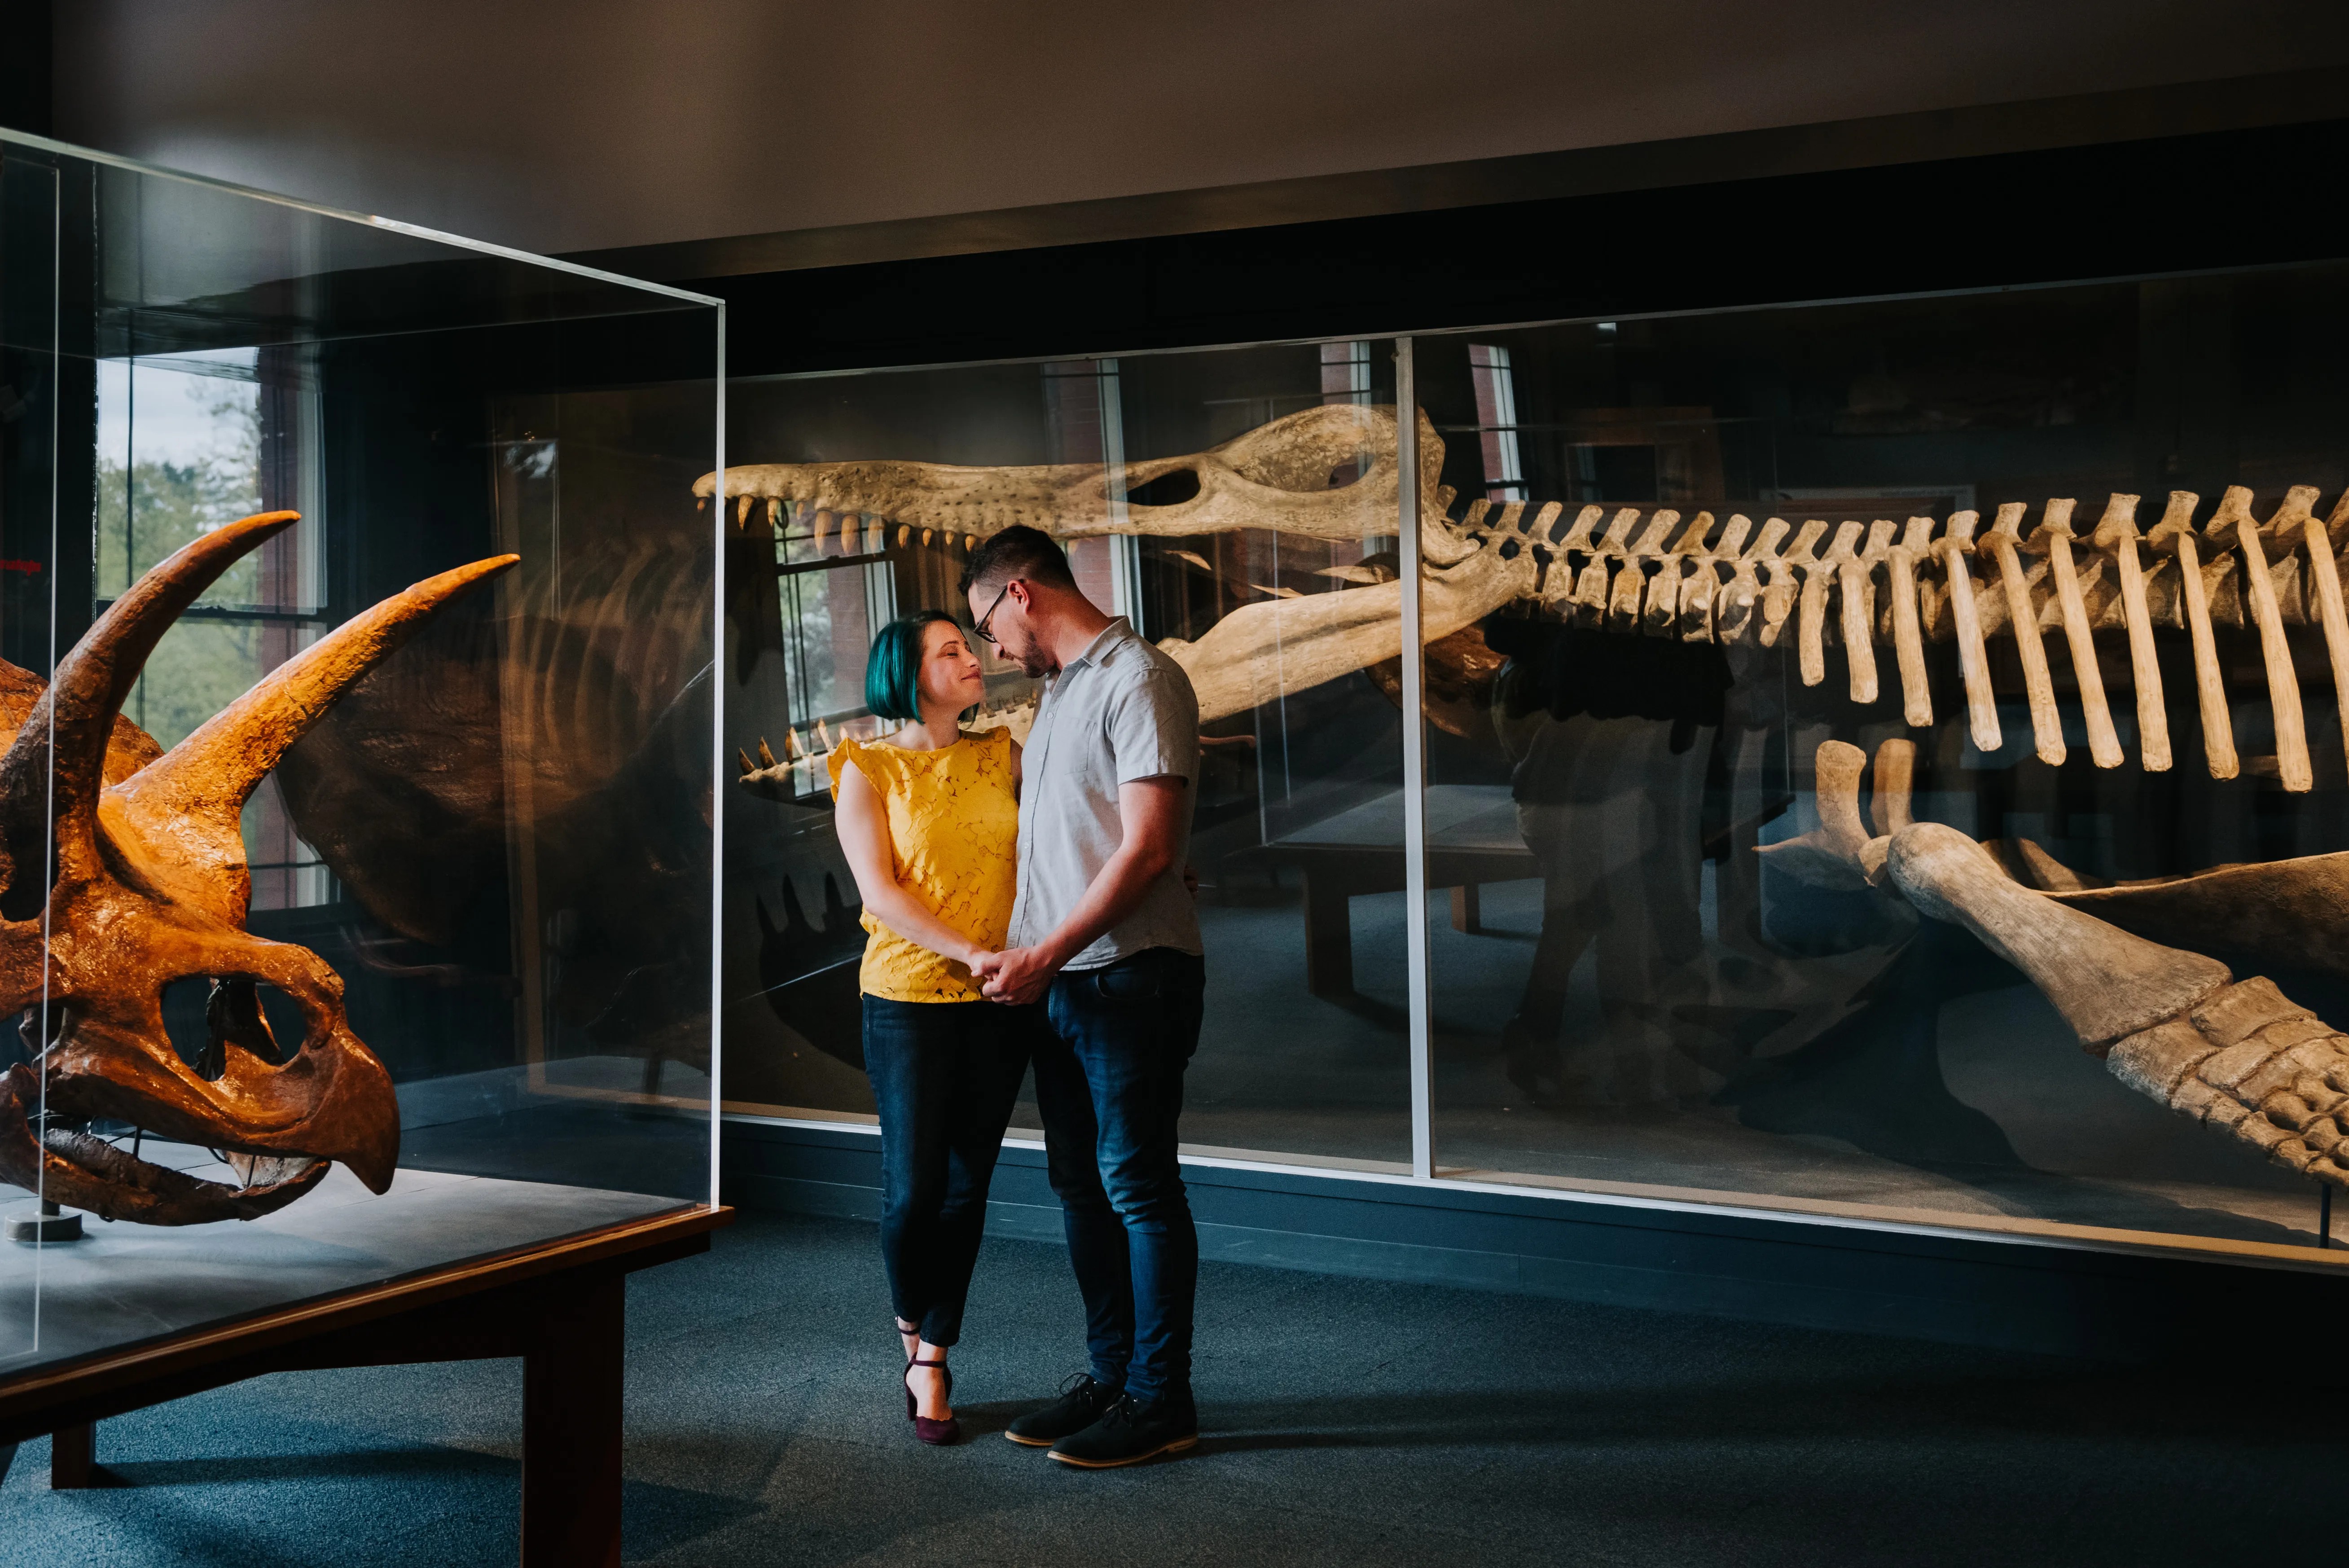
[1005,1373,1123,1447]
[1047,1393,1199,1468]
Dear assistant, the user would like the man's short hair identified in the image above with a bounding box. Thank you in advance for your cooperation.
[958,524,1077,599]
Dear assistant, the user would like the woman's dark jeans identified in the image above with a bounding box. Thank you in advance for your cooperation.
[1035,946,1206,1406]
[862,995,1037,1347]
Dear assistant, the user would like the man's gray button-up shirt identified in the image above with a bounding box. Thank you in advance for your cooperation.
[1008,618,1203,970]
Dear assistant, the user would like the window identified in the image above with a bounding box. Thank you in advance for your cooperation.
[1466,343,1527,501]
[94,349,333,909]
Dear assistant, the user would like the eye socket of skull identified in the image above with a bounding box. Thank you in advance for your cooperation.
[1124,467,1202,508]
[160,976,312,1079]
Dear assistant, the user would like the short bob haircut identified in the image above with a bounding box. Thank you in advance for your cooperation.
[864,610,965,723]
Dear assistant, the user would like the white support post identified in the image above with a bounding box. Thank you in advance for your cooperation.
[706,302,728,1210]
[1396,338,1435,1181]
[1099,359,1144,627]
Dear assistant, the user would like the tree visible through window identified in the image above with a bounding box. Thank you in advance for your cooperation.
[95,351,333,910]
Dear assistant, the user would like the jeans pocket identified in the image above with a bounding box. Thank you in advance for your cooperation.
[1093,954,1164,1002]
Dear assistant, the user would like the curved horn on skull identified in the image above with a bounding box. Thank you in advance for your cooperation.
[102,553,522,926]
[0,510,301,908]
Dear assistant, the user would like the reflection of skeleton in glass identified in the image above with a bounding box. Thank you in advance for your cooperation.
[703,406,2349,1191]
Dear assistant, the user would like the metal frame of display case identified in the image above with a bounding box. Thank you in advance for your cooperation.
[0,128,732,1558]
[712,301,2349,1331]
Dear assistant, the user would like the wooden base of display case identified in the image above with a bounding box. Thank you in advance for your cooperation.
[0,1204,729,1568]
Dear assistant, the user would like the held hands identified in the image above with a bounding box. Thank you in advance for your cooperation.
[973,944,1058,1006]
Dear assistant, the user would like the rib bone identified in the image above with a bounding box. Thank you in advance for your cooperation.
[1930,510,2000,752]
[2024,499,2123,769]
[2288,485,2349,781]
[2146,491,2236,780]
[2087,493,2172,773]
[1980,502,2064,765]
[2206,486,2309,792]
[1887,518,1934,728]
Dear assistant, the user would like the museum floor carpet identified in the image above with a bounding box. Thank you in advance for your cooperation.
[0,1209,2332,1568]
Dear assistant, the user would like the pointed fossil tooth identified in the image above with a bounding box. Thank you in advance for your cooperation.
[757,737,779,769]
[1978,502,2064,765]
[738,747,757,775]
[2206,486,2308,792]
[2023,499,2123,769]
[736,495,753,528]
[2146,491,2235,780]
[897,524,911,548]
[2088,494,2172,773]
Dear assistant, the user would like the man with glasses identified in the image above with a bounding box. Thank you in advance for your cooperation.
[960,525,1205,1469]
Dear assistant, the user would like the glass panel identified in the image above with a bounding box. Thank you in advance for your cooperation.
[1417,274,2349,1253]
[723,343,1416,1167]
[0,131,720,1380]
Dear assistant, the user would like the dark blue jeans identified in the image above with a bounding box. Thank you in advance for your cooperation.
[862,995,1038,1347]
[1035,947,1206,1406]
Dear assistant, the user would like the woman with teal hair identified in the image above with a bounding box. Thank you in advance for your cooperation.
[829,610,1032,1445]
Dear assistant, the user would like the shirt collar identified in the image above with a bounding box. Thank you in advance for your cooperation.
[1062,617,1134,675]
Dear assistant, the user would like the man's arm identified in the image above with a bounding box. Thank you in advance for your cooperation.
[975,776,1185,1004]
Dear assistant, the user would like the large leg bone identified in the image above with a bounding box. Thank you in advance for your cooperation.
[1885,826,2346,1190]
[1887,518,1934,727]
[1679,513,1753,643]
[1770,746,2348,1194]
[2023,499,2124,769]
[1980,502,2065,765]
[2288,485,2349,780]
[2087,493,2172,773]
[2206,486,2310,792]
[2147,492,2237,780]
[1930,511,2001,752]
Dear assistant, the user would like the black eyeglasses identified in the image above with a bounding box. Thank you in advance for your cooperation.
[971,580,1017,644]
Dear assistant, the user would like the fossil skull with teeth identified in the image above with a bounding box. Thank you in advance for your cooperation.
[0,510,516,1225]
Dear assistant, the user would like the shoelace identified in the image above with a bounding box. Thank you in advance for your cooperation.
[1098,1395,1145,1430]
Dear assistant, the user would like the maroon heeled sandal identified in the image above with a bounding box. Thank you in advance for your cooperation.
[906,1356,960,1445]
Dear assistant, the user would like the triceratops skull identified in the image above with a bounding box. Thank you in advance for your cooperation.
[0,510,515,1225]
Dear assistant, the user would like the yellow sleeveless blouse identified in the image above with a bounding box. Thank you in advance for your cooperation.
[828,726,1019,1003]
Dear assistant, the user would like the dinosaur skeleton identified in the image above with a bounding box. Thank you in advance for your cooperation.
[703,405,2349,793]
[1765,739,2349,1192]
[712,404,2349,1197]
[0,511,515,1225]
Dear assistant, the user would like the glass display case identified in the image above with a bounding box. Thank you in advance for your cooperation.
[725,263,2349,1265]
[0,130,722,1379]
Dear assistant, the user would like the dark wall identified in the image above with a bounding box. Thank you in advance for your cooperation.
[46,2,2349,259]
[706,119,2349,378]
